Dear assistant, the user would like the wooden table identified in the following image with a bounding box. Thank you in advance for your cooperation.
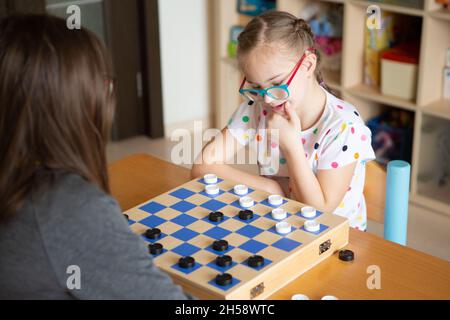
[109,154,450,300]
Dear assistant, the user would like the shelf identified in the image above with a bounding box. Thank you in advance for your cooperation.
[238,14,253,26]
[346,84,418,111]
[414,179,450,213]
[421,99,450,121]
[213,0,450,216]
[411,193,450,216]
[351,0,425,17]
[222,56,239,69]
[414,111,449,215]
[428,8,450,21]
[320,0,345,4]
[322,69,342,91]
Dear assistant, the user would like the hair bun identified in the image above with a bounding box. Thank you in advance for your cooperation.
[295,18,314,38]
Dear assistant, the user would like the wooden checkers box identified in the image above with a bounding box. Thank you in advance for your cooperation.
[124,177,350,300]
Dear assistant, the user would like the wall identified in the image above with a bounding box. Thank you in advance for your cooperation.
[158,0,211,136]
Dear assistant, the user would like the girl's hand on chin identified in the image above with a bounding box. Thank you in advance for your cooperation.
[267,102,302,152]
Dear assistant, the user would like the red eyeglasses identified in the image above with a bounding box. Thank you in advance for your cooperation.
[239,47,316,104]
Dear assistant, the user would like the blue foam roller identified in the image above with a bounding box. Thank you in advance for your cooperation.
[384,160,411,246]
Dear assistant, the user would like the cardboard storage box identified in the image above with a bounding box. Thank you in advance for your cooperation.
[381,44,419,100]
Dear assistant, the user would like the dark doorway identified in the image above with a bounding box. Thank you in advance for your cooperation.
[0,0,165,140]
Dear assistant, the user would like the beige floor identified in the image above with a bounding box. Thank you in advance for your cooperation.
[107,135,450,262]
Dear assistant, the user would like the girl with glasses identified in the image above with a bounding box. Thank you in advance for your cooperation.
[192,11,376,231]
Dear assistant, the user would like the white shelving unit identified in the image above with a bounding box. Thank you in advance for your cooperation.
[212,0,450,215]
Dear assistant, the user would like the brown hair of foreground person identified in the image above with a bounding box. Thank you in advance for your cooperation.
[0,14,116,224]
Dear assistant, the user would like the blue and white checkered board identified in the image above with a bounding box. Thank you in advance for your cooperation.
[125,177,347,297]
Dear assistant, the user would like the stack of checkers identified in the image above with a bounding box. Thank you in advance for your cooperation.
[204,174,255,211]
[272,205,322,235]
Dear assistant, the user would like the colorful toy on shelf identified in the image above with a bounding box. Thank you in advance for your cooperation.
[315,36,342,72]
[436,0,450,9]
[368,110,414,166]
[237,0,276,17]
[228,26,244,59]
[364,12,396,87]
[365,48,381,86]
[309,7,343,38]
[365,12,396,50]
[315,36,342,56]
[298,2,343,73]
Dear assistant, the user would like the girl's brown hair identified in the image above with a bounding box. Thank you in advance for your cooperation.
[238,11,327,89]
[0,14,115,223]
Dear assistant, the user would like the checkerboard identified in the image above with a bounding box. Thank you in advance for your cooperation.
[125,177,349,300]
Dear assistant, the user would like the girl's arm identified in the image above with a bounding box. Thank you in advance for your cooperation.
[191,128,286,196]
[267,103,356,212]
[284,144,356,213]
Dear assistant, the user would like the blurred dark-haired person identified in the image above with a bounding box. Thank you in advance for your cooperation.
[0,14,190,300]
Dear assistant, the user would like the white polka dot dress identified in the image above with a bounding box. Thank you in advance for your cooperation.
[227,87,376,231]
